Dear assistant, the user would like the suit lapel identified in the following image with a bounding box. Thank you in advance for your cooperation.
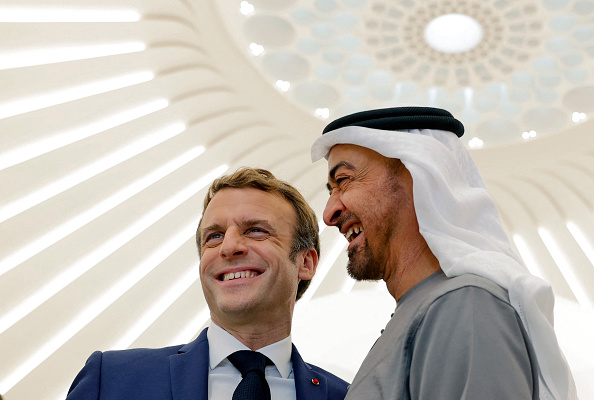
[170,329,210,400]
[292,344,329,400]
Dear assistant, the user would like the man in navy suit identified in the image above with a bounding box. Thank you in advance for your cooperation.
[66,167,349,400]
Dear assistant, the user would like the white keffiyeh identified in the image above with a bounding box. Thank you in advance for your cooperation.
[311,125,577,400]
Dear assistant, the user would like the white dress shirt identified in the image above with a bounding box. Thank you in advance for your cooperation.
[207,322,296,400]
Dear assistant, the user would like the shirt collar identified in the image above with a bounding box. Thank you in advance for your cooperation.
[207,322,293,378]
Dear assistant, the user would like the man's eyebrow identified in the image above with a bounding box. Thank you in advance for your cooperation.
[241,219,274,230]
[200,223,223,239]
[201,220,277,239]
[238,219,278,238]
[329,161,355,181]
[327,161,356,189]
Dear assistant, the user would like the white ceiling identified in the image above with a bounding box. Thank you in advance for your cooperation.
[0,1,593,399]
[216,0,594,148]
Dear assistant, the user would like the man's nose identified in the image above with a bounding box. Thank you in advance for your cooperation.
[323,193,345,227]
[219,229,248,259]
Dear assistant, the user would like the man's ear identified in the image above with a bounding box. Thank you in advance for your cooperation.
[297,248,318,281]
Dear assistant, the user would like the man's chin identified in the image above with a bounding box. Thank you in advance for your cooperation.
[346,245,383,281]
[347,265,380,281]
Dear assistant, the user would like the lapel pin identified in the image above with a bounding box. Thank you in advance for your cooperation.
[311,378,320,385]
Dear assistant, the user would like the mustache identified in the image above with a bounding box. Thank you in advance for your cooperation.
[336,212,360,232]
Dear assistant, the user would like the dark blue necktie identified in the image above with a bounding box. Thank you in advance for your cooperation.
[227,350,271,400]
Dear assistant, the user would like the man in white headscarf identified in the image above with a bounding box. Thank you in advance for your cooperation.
[311,106,577,400]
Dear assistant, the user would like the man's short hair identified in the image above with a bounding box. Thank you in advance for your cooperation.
[196,167,320,300]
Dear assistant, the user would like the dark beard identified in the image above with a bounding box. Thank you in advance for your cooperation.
[346,237,383,281]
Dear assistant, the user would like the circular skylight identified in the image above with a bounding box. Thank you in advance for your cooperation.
[424,13,483,53]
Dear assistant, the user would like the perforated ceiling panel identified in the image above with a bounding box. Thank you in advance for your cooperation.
[0,1,593,399]
[216,0,594,147]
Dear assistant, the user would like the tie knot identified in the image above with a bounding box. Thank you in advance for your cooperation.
[227,351,269,378]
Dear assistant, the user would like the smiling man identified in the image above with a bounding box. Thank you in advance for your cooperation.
[66,167,349,400]
[311,106,577,400]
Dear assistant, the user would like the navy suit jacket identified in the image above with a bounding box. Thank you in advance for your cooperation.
[66,329,349,399]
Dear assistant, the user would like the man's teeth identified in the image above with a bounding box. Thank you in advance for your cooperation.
[345,225,363,242]
[222,270,258,281]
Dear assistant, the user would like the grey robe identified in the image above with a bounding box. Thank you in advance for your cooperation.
[345,270,539,400]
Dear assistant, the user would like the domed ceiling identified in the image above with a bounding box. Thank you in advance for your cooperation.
[217,0,593,147]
